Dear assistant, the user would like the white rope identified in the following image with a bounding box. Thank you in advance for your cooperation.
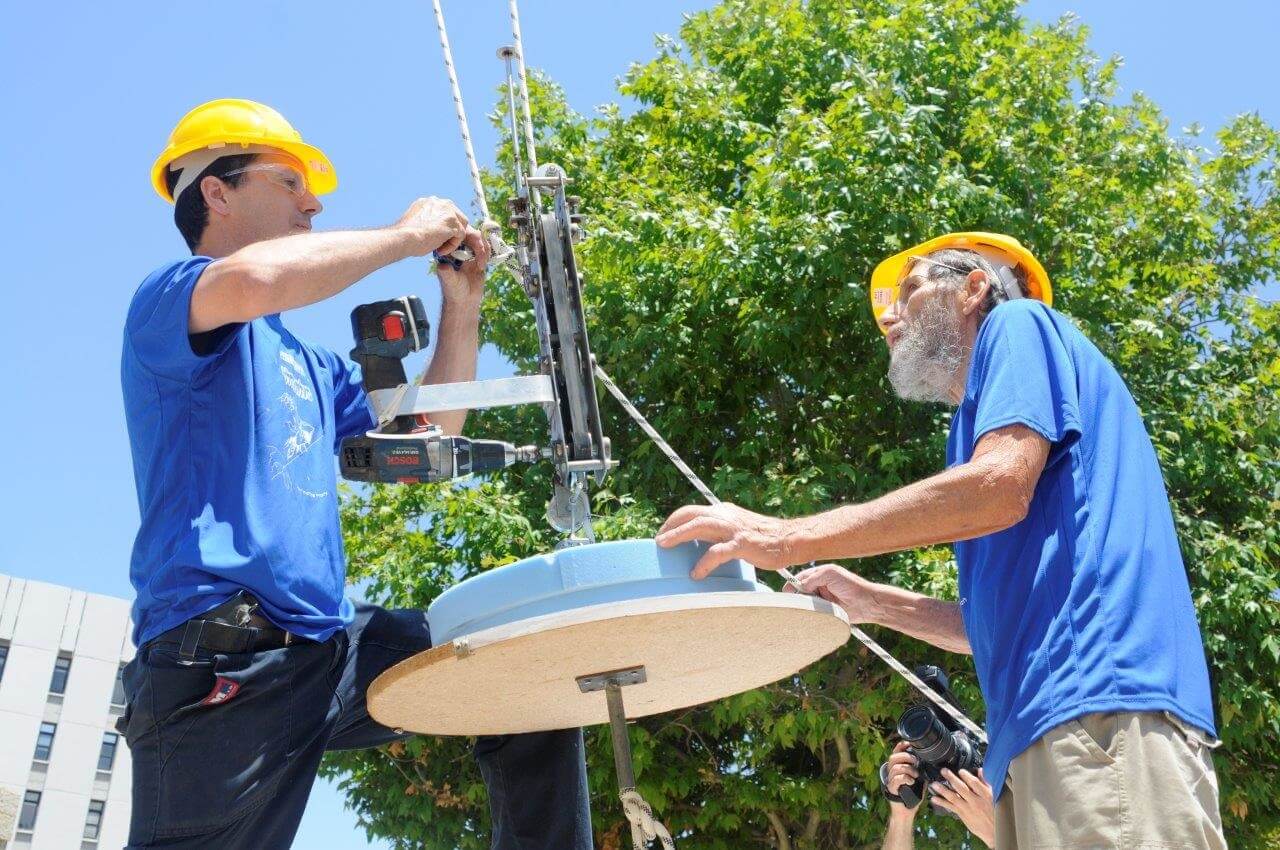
[620,789,676,850]
[431,0,490,222]
[841,621,987,744]
[594,366,719,506]
[507,0,540,175]
[429,0,514,268]
[593,365,988,745]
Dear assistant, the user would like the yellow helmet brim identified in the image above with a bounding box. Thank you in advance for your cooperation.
[151,137,336,202]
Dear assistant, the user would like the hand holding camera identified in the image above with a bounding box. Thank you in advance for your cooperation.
[879,665,985,810]
[879,665,995,847]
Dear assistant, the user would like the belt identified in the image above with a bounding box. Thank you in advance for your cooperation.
[149,592,301,660]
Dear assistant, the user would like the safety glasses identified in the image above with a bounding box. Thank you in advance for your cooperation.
[898,254,1022,306]
[221,163,311,197]
[893,255,970,304]
[903,254,973,277]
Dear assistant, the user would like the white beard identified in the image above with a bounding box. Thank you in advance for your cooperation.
[887,294,967,405]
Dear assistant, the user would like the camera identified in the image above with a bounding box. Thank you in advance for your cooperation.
[880,665,984,809]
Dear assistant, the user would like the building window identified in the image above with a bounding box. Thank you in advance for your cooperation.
[19,790,41,830]
[111,664,127,707]
[97,732,119,772]
[0,643,8,680]
[34,722,57,761]
[50,655,72,695]
[83,799,106,840]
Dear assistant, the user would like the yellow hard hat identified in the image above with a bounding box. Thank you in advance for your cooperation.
[151,98,337,202]
[869,232,1052,333]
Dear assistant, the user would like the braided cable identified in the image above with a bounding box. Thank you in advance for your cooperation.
[430,0,490,221]
[593,365,719,507]
[429,0,515,269]
[507,0,540,174]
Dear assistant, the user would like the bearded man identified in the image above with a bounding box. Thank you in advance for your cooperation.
[658,233,1226,848]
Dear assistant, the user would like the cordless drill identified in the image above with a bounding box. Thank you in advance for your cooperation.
[338,296,536,484]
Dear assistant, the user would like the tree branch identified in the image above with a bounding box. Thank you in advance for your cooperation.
[803,808,822,843]
[835,732,855,775]
[765,810,792,850]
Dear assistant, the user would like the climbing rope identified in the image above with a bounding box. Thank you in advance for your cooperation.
[429,0,514,268]
[620,789,676,850]
[506,0,540,176]
[594,366,718,506]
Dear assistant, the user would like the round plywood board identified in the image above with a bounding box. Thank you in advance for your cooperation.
[368,591,851,736]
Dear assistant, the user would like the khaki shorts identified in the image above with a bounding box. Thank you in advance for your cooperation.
[995,711,1227,849]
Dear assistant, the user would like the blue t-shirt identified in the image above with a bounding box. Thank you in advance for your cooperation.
[947,299,1215,799]
[121,257,376,647]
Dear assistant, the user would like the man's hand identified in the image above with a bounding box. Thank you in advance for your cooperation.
[436,226,489,307]
[395,196,470,257]
[881,741,921,849]
[929,768,995,849]
[417,224,488,435]
[785,562,971,653]
[885,741,923,819]
[656,503,802,578]
[783,562,877,624]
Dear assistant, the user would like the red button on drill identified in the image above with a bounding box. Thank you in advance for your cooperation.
[382,312,406,341]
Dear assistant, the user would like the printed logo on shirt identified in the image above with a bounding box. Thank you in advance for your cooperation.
[279,348,315,402]
[266,347,328,500]
[278,393,317,464]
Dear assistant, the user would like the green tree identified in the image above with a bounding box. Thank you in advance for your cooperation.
[323,0,1280,846]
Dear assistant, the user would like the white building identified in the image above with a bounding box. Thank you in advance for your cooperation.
[0,575,133,850]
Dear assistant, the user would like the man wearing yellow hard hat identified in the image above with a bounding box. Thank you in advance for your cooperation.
[117,99,592,849]
[660,233,1225,848]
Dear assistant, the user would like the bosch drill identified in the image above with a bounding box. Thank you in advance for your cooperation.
[338,296,536,484]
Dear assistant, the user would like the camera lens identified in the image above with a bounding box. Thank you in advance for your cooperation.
[898,705,944,746]
[897,705,955,765]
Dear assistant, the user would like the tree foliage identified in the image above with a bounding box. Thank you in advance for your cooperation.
[324,0,1280,846]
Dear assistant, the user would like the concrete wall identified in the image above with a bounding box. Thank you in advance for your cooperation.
[0,575,133,850]
[0,786,18,848]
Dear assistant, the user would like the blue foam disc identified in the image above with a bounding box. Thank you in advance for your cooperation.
[427,539,769,644]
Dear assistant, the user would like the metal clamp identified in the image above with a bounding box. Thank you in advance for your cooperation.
[576,665,647,693]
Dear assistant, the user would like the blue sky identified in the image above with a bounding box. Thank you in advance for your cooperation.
[1,1,1275,847]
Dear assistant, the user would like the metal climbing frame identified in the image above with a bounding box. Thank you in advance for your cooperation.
[429,0,611,545]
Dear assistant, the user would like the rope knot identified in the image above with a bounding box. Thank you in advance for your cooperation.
[619,788,675,850]
[479,218,518,272]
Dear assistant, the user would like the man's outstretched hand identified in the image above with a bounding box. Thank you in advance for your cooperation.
[780,562,876,624]
[656,503,803,578]
[660,504,798,578]
[396,196,470,257]
[656,507,880,631]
